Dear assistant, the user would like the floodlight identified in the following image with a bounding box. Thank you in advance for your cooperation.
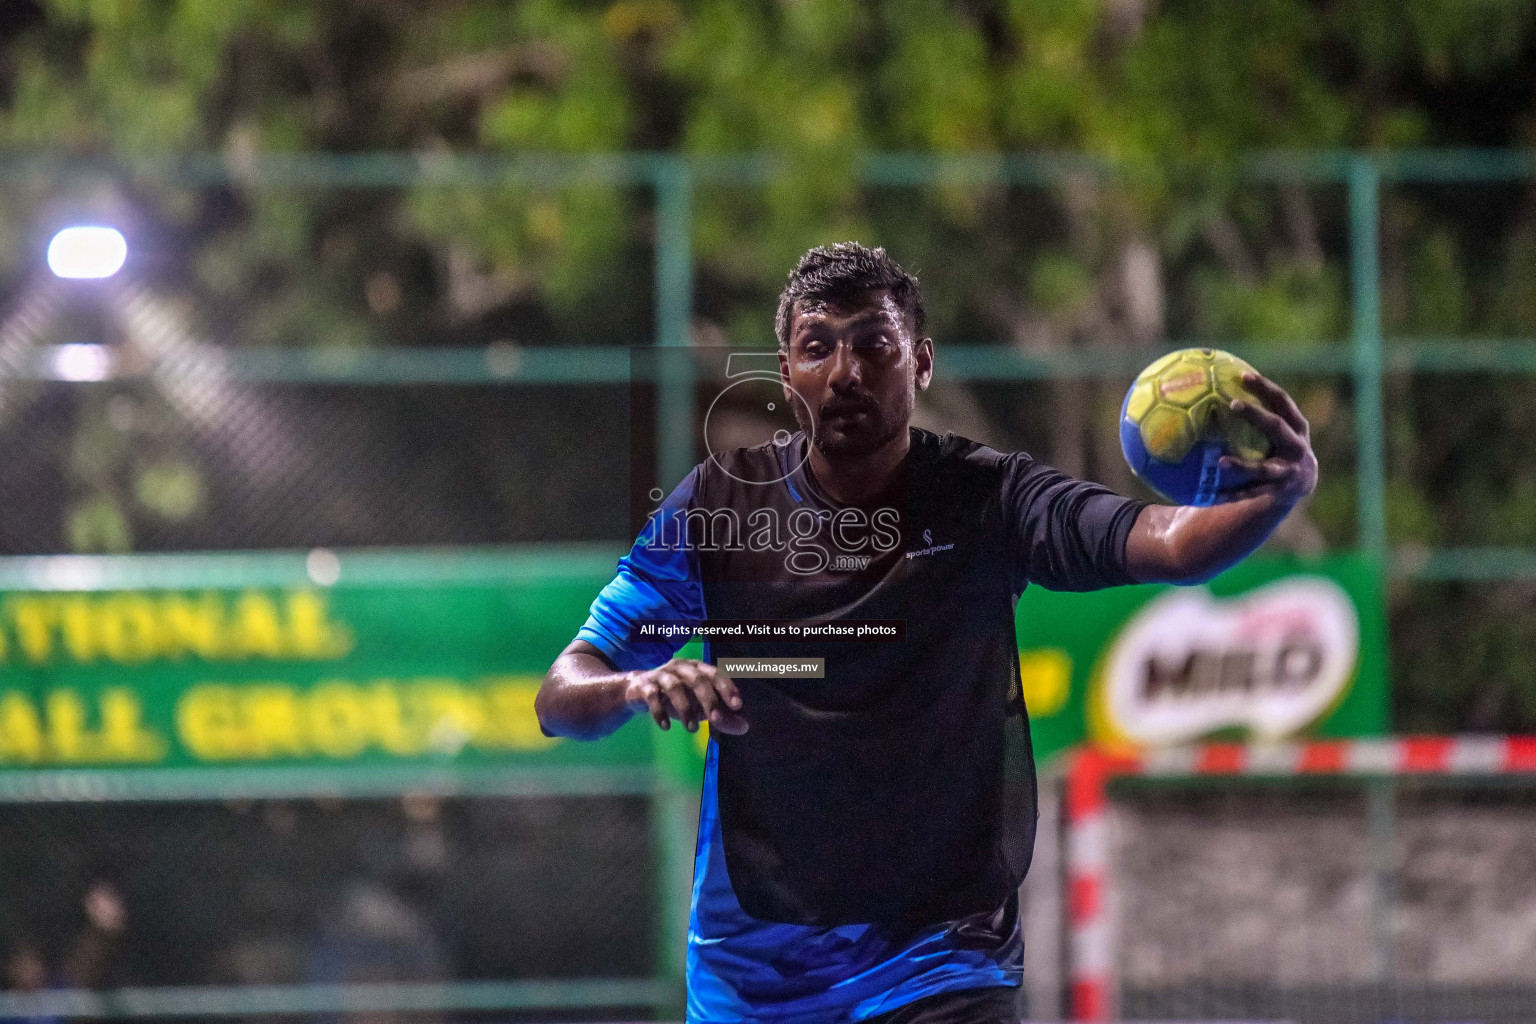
[52,343,113,381]
[47,226,127,279]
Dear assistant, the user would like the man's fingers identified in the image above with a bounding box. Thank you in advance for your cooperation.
[1217,480,1282,503]
[1248,372,1308,434]
[668,669,715,733]
[675,660,746,726]
[642,686,669,730]
[1242,372,1309,436]
[711,671,744,713]
[1218,454,1263,474]
[1229,398,1302,455]
[638,660,747,735]
[676,663,722,722]
[703,668,747,733]
[1218,455,1293,482]
[664,680,702,731]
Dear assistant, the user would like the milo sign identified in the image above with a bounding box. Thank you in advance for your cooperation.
[1017,556,1386,763]
[1091,577,1360,748]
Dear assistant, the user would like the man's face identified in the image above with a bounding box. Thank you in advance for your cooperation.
[778,289,934,462]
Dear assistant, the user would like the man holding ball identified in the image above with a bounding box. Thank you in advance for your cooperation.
[537,243,1317,1024]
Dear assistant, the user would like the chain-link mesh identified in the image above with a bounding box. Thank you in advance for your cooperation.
[0,165,1530,559]
[0,795,656,1020]
[0,171,1373,559]
[1103,776,1536,1024]
[0,376,635,553]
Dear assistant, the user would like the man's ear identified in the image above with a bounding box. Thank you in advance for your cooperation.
[779,347,792,402]
[914,337,934,391]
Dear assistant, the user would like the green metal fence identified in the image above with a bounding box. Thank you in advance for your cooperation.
[3,149,1536,1020]
[14,148,1536,578]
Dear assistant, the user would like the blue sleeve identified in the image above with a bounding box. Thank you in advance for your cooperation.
[1002,453,1146,594]
[575,467,706,671]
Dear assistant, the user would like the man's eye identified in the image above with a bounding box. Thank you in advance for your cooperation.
[798,341,831,359]
[854,336,897,357]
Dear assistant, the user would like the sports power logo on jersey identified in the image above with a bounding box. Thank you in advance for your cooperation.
[905,527,955,560]
[1089,577,1359,748]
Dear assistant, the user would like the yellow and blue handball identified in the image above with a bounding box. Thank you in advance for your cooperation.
[1119,347,1273,506]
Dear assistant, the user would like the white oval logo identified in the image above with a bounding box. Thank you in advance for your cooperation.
[1094,577,1359,747]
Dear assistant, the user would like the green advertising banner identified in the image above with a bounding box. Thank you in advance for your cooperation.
[0,548,672,797]
[1016,554,1388,764]
[0,549,1385,795]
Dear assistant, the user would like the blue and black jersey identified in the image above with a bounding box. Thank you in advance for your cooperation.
[578,427,1144,1024]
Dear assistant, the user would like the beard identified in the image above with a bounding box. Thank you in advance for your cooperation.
[798,390,910,462]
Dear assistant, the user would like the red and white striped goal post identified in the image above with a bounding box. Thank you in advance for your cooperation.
[1063,735,1536,1022]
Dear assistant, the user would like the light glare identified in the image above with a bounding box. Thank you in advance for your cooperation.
[52,343,113,382]
[47,226,128,279]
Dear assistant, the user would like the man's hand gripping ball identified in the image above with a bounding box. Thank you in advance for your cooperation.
[1221,371,1319,507]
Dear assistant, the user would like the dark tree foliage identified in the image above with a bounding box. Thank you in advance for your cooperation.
[3,0,1536,730]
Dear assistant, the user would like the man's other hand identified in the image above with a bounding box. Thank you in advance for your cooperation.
[625,658,749,735]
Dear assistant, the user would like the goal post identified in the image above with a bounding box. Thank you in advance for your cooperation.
[1063,736,1536,1023]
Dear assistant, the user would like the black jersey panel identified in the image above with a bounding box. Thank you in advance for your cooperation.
[685,429,1140,929]
[693,430,1023,926]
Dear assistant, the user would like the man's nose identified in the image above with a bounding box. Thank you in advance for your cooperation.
[827,340,862,389]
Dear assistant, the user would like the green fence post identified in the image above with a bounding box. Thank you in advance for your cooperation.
[1348,156,1389,563]
[654,156,695,491]
[651,157,696,1018]
[650,730,699,1020]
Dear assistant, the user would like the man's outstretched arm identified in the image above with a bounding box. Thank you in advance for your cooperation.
[1126,371,1319,585]
[537,639,748,741]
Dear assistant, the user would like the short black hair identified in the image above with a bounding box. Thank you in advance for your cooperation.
[775,243,926,350]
